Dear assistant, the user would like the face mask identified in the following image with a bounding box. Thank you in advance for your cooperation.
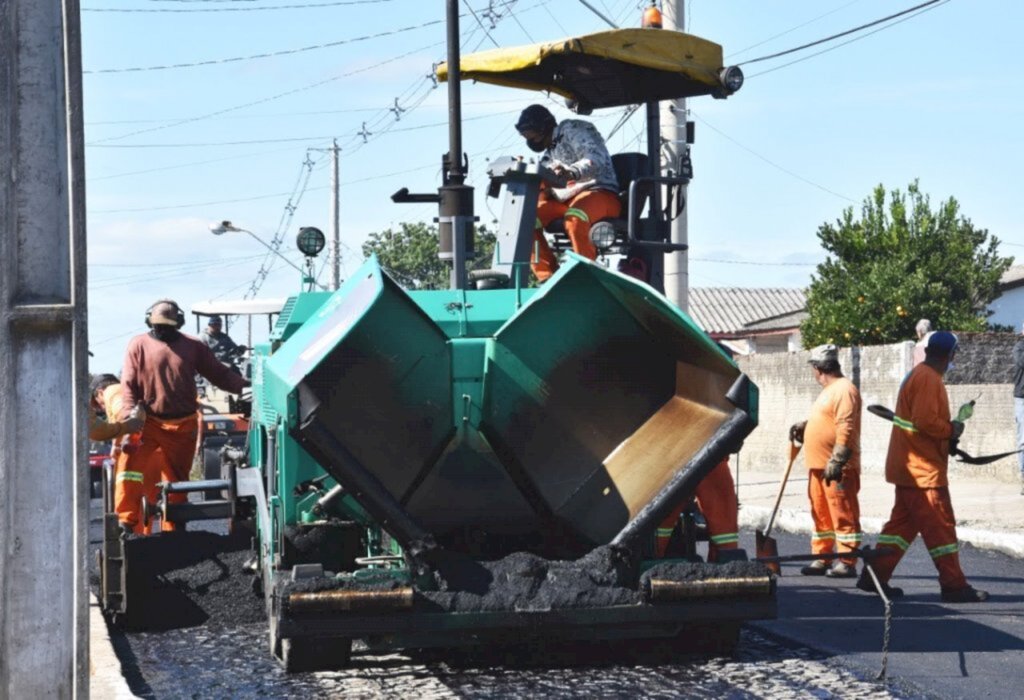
[150,326,181,343]
[526,137,546,153]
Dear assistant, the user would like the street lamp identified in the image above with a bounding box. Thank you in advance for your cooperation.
[209,220,326,290]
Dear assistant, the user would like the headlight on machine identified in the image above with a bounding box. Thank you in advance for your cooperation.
[719,66,744,94]
[589,221,617,251]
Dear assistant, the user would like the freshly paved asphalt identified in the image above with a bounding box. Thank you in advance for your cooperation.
[90,465,1024,698]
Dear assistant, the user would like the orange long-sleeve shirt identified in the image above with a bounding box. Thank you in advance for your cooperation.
[885,363,953,488]
[803,376,861,472]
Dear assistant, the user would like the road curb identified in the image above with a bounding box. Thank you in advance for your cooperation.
[739,505,1024,559]
[90,593,140,699]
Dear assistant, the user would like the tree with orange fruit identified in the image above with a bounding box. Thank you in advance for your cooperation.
[801,181,1011,347]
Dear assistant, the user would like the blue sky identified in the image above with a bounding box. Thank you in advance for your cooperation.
[83,0,1023,373]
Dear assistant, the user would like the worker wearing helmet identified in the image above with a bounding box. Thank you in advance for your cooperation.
[859,331,988,602]
[655,458,739,561]
[88,373,145,443]
[789,344,863,578]
[117,299,249,534]
[515,104,621,281]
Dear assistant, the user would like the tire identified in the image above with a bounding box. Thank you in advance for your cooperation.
[90,474,103,500]
[673,622,740,657]
[281,637,353,673]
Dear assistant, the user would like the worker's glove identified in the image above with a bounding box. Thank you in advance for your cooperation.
[950,420,965,441]
[789,421,806,444]
[823,444,852,487]
[122,404,146,434]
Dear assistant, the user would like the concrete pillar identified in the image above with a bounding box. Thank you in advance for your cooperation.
[0,0,89,697]
[660,0,689,312]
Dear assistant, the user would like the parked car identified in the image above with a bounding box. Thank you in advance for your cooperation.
[89,440,112,499]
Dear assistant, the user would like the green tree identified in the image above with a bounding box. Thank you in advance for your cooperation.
[801,181,1012,347]
[361,222,497,290]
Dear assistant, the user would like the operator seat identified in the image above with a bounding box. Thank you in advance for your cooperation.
[546,152,651,254]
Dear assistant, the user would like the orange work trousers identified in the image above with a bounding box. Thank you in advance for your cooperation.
[655,460,739,561]
[871,485,968,590]
[532,188,621,281]
[808,468,863,567]
[115,413,199,533]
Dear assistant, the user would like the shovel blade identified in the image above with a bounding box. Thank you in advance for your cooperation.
[755,530,780,575]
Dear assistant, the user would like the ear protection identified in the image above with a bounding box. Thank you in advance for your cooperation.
[144,299,185,329]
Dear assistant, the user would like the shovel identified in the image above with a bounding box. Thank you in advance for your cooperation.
[755,440,801,575]
[867,404,1023,465]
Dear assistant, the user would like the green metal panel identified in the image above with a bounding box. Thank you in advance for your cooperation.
[409,288,537,338]
[482,255,750,546]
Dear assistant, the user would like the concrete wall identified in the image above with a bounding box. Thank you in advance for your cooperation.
[736,334,1020,482]
[988,285,1024,331]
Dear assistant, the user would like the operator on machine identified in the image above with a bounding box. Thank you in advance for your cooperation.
[514,103,621,281]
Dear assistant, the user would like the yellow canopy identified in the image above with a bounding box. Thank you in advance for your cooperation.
[437,28,731,110]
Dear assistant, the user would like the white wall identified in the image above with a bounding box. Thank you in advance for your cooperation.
[988,286,1024,330]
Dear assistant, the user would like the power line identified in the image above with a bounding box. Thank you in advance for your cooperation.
[85,19,445,74]
[725,0,863,60]
[85,0,394,12]
[739,0,944,66]
[89,41,442,143]
[690,111,855,203]
[748,1,950,79]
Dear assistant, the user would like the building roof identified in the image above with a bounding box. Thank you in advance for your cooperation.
[688,287,806,335]
[743,308,809,332]
[999,265,1024,291]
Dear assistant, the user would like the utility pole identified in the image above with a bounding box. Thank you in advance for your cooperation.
[329,139,341,290]
[1,0,88,697]
[660,0,689,312]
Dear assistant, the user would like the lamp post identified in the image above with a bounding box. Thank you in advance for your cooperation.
[209,220,326,290]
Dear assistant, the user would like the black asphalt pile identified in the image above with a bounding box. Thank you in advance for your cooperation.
[120,531,264,631]
[417,545,644,612]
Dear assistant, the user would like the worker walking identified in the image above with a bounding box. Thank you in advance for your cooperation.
[118,299,249,534]
[655,458,739,562]
[858,331,988,602]
[789,344,863,578]
[88,373,145,442]
[514,104,621,281]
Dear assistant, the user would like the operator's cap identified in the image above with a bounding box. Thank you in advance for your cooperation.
[809,344,838,363]
[208,315,223,325]
[927,330,959,354]
[515,104,555,134]
[149,301,181,326]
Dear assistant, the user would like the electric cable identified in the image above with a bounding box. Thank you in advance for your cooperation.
[738,0,944,67]
[85,19,446,74]
[85,0,394,12]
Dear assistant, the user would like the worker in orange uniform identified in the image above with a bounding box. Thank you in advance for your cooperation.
[514,104,621,281]
[789,344,863,578]
[89,373,145,442]
[655,458,739,562]
[857,331,988,602]
[118,299,249,534]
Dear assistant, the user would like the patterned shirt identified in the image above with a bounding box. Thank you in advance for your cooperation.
[543,119,619,193]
